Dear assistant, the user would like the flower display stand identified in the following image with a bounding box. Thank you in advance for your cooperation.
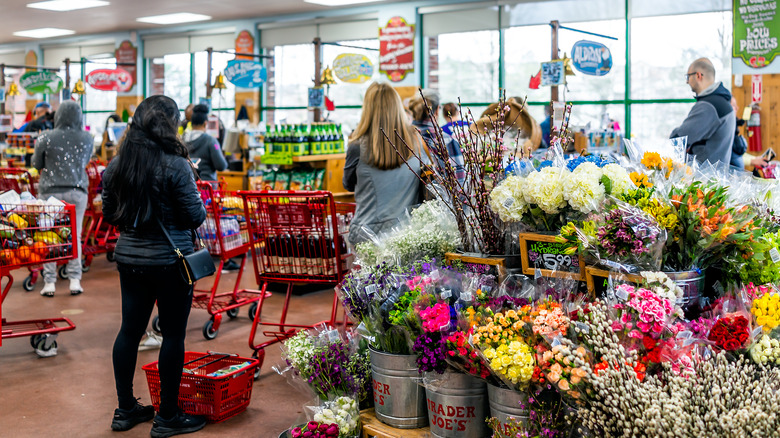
[444,252,507,282]
[584,266,643,299]
[517,233,585,281]
[360,409,430,438]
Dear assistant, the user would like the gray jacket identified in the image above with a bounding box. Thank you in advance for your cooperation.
[32,101,93,194]
[670,82,735,165]
[343,136,421,245]
[183,130,228,182]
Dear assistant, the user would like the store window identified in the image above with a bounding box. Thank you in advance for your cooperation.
[630,11,732,100]
[194,50,236,128]
[320,39,379,131]
[631,103,693,149]
[83,58,118,133]
[266,43,315,125]
[149,53,191,111]
[430,30,500,104]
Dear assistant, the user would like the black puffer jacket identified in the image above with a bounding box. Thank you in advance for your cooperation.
[102,153,206,266]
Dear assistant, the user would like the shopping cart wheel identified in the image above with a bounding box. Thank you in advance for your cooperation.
[248,302,259,322]
[58,265,68,280]
[22,275,35,292]
[251,350,265,380]
[151,315,161,334]
[202,319,219,340]
[226,307,239,319]
[81,258,90,273]
[30,334,44,348]
[106,251,116,262]
[34,337,57,353]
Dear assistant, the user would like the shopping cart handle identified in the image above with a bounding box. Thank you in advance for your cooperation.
[207,351,239,357]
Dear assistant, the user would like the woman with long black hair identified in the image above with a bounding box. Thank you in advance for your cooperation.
[103,95,207,437]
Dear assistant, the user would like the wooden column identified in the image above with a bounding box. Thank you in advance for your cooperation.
[551,20,559,102]
[313,37,322,122]
[206,47,213,99]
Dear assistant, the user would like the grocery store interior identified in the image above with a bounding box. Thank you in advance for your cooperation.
[0,0,777,437]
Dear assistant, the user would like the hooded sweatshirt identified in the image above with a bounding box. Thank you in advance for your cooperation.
[32,101,93,195]
[183,130,227,182]
[670,82,735,165]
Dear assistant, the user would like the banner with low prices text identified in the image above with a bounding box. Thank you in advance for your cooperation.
[379,16,414,82]
[734,0,780,69]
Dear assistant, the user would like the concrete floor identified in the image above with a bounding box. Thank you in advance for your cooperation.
[0,255,338,438]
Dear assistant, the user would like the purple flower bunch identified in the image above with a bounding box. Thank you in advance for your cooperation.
[597,209,660,258]
[307,342,370,401]
[413,332,449,373]
[486,295,530,310]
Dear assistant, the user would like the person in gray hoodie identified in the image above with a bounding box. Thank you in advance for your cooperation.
[32,100,93,297]
[670,58,735,165]
[182,104,227,182]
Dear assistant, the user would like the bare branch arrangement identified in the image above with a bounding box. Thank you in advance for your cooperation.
[381,90,530,255]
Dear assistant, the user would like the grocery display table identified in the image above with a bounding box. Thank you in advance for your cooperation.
[360,409,430,438]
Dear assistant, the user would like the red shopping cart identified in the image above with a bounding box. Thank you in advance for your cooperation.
[0,198,77,353]
[77,159,118,274]
[240,190,354,373]
[159,181,268,341]
[0,168,36,197]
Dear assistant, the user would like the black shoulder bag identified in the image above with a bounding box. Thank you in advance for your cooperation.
[155,217,216,285]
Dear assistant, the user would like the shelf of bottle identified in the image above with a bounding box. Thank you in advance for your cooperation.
[291,153,346,162]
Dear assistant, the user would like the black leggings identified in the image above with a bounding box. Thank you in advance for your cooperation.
[112,263,193,418]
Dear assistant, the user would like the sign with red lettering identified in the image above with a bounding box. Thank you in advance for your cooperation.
[427,399,477,433]
[235,30,255,60]
[115,40,137,90]
[379,16,414,82]
[86,68,134,92]
[373,379,390,406]
[752,74,763,103]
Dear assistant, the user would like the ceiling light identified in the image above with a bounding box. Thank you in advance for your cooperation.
[13,28,76,38]
[136,13,211,25]
[27,0,109,12]
[304,0,382,5]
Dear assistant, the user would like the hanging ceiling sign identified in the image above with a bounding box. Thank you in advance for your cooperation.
[19,71,63,94]
[224,59,266,88]
[86,68,134,92]
[540,61,565,87]
[115,40,137,89]
[571,40,612,76]
[379,16,415,82]
[734,0,779,68]
[333,53,374,84]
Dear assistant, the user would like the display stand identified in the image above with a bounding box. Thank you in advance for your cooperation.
[444,252,507,282]
[518,232,585,280]
[360,409,430,438]
[585,266,642,298]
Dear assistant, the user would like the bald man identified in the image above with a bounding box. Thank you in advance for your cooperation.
[670,57,735,165]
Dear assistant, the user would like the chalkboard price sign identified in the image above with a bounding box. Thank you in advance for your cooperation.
[518,233,584,280]
[585,266,642,299]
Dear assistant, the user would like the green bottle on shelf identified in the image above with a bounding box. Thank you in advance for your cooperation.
[311,124,322,155]
[265,126,274,155]
[336,123,344,153]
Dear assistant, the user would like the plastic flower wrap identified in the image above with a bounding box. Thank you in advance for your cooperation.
[601,163,635,197]
[707,314,751,352]
[595,203,666,271]
[639,271,684,302]
[608,284,678,344]
[533,337,591,402]
[617,187,679,233]
[750,333,780,366]
[488,175,527,222]
[641,151,674,178]
[411,300,456,374]
[738,230,780,285]
[290,421,339,438]
[524,166,568,215]
[444,330,492,380]
[529,300,570,339]
[310,396,359,438]
[563,162,605,214]
[471,309,535,388]
[630,171,653,189]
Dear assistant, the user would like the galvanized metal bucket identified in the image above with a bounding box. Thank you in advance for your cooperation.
[487,383,529,438]
[424,371,490,438]
[665,270,705,313]
[369,347,428,428]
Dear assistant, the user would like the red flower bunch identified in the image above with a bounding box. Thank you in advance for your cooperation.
[290,421,339,438]
[593,360,646,382]
[641,335,673,365]
[445,331,491,379]
[707,315,750,351]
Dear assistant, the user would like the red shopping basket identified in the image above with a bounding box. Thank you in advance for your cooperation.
[142,352,259,423]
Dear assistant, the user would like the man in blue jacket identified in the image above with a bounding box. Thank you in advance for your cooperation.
[670,58,735,165]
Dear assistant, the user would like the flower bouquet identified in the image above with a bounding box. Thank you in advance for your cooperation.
[289,421,340,438]
[471,309,536,389]
[707,312,751,352]
[750,286,780,333]
[607,283,678,355]
[309,396,360,438]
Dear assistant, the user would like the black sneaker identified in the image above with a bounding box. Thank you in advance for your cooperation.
[221,259,241,273]
[150,411,206,438]
[111,399,155,431]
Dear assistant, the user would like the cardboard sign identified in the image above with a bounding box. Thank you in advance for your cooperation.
[261,152,292,166]
[333,53,374,84]
[268,204,312,227]
[308,87,324,109]
[541,61,565,87]
[572,40,612,76]
[19,71,63,94]
[115,41,137,91]
[518,232,584,280]
[86,68,134,92]
[379,16,415,82]
[734,0,780,68]
[224,60,266,88]
[235,30,255,60]
[752,74,763,103]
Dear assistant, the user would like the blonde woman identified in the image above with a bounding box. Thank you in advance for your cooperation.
[343,82,423,244]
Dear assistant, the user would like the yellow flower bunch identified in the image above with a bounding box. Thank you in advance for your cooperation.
[643,199,679,230]
[641,152,674,178]
[630,172,653,189]
[752,293,780,333]
[482,341,534,385]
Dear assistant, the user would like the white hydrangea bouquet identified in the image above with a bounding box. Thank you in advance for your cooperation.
[355,199,461,266]
[310,396,360,438]
[489,160,635,232]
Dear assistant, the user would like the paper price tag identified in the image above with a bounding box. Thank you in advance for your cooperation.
[676,330,693,339]
[430,270,441,281]
[440,289,452,300]
[616,288,629,301]
[326,329,340,342]
[503,197,514,208]
[461,291,473,302]
[365,284,377,297]
[770,247,780,264]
